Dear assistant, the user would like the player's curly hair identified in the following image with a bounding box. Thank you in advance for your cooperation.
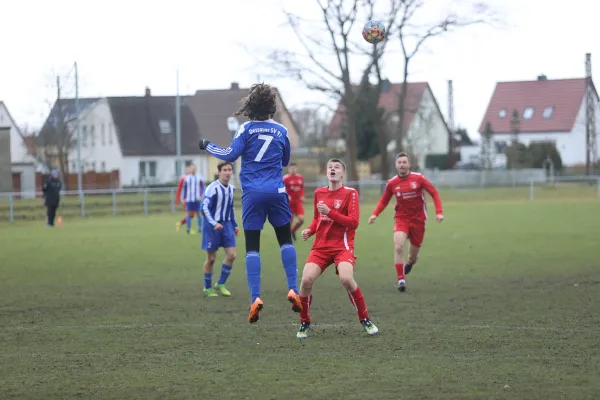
[234,83,277,121]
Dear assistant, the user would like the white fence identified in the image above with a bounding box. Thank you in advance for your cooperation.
[1,175,599,223]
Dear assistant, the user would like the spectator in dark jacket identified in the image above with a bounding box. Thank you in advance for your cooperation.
[42,170,62,226]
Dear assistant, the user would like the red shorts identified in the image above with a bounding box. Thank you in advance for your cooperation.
[289,199,305,216]
[306,248,356,275]
[394,219,425,247]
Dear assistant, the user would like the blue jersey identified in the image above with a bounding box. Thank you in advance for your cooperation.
[205,119,290,193]
[181,175,205,202]
[202,180,237,228]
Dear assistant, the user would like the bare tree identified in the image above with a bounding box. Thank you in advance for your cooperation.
[290,106,331,147]
[394,0,497,155]
[266,0,403,182]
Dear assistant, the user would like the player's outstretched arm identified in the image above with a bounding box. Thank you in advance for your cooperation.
[199,131,246,162]
[327,190,359,229]
[421,176,444,221]
[370,182,393,223]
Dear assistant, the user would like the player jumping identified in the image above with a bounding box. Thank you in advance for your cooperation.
[296,158,378,338]
[283,163,305,241]
[181,164,206,235]
[201,161,239,297]
[198,83,301,323]
[369,152,444,292]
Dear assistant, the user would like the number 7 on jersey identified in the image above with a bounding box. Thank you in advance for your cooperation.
[254,134,273,162]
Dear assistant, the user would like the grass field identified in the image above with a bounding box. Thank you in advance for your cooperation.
[1,194,600,399]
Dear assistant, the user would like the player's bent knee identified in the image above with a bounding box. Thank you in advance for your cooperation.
[300,263,322,287]
[274,223,293,246]
[206,252,217,264]
[337,262,356,290]
[225,251,236,263]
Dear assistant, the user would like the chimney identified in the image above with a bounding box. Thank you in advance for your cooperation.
[230,82,239,90]
[537,74,547,81]
[381,79,391,92]
[145,87,151,96]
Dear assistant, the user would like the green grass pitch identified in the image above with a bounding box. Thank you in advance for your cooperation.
[1,192,599,399]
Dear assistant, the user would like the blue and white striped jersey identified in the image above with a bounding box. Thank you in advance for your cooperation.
[181,175,205,203]
[202,180,237,227]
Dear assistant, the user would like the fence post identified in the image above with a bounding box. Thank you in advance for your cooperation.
[144,189,148,216]
[80,191,86,218]
[529,179,534,201]
[9,194,14,223]
[170,189,175,214]
[112,190,117,216]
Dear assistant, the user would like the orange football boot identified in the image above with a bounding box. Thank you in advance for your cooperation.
[287,289,303,313]
[248,297,264,323]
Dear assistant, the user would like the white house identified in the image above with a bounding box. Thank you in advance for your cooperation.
[0,101,36,165]
[478,76,600,166]
[41,83,301,187]
[326,80,450,169]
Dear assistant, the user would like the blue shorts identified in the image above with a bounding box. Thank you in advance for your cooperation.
[186,201,201,212]
[202,221,236,251]
[241,191,292,230]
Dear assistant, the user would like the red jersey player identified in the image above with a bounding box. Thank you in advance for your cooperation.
[283,163,305,241]
[296,158,378,339]
[369,152,444,292]
[175,165,191,232]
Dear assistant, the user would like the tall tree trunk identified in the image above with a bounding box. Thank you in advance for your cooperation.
[395,58,410,155]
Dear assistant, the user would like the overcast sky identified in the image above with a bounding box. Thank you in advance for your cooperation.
[1,0,596,139]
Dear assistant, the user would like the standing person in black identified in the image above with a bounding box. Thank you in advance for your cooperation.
[43,170,62,227]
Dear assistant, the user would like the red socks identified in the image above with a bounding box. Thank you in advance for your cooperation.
[347,287,369,320]
[300,295,312,323]
[180,217,187,225]
[395,263,405,280]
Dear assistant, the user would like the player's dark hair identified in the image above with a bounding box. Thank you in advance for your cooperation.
[234,83,277,121]
[217,161,234,172]
[289,162,297,166]
[396,152,409,160]
[327,158,346,171]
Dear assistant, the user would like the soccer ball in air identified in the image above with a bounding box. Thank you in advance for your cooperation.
[362,20,386,44]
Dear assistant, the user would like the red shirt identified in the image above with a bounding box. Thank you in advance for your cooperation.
[283,173,305,201]
[372,172,443,223]
[175,175,186,205]
[307,185,359,251]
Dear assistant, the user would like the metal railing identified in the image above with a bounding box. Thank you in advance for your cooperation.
[1,176,599,223]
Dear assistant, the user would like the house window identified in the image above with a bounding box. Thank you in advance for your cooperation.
[149,161,157,177]
[101,124,106,145]
[159,120,172,134]
[72,162,76,171]
[82,125,88,147]
[101,162,106,172]
[90,125,96,147]
[543,106,554,119]
[523,107,534,120]
[91,162,96,171]
[139,161,146,178]
[498,109,507,119]
[108,124,114,145]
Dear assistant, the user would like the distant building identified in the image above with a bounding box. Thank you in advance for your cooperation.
[478,75,600,166]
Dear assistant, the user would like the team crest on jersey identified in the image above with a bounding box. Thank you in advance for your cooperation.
[410,182,417,189]
[333,200,342,209]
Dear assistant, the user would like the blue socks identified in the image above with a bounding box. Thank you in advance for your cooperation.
[186,216,192,232]
[204,273,212,290]
[245,251,262,303]
[280,244,298,293]
[218,264,232,285]
[197,215,203,232]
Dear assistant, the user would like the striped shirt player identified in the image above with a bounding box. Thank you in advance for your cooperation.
[181,174,205,212]
[201,179,238,252]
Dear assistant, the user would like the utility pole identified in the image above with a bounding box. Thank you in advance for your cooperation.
[447,80,456,168]
[74,62,84,216]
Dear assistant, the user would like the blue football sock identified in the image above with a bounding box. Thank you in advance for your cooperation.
[245,251,262,303]
[218,264,232,285]
[204,272,212,290]
[280,244,298,293]
[197,215,203,231]
[186,216,192,232]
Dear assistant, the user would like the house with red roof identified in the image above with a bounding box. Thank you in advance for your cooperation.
[478,75,600,166]
[326,79,450,169]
